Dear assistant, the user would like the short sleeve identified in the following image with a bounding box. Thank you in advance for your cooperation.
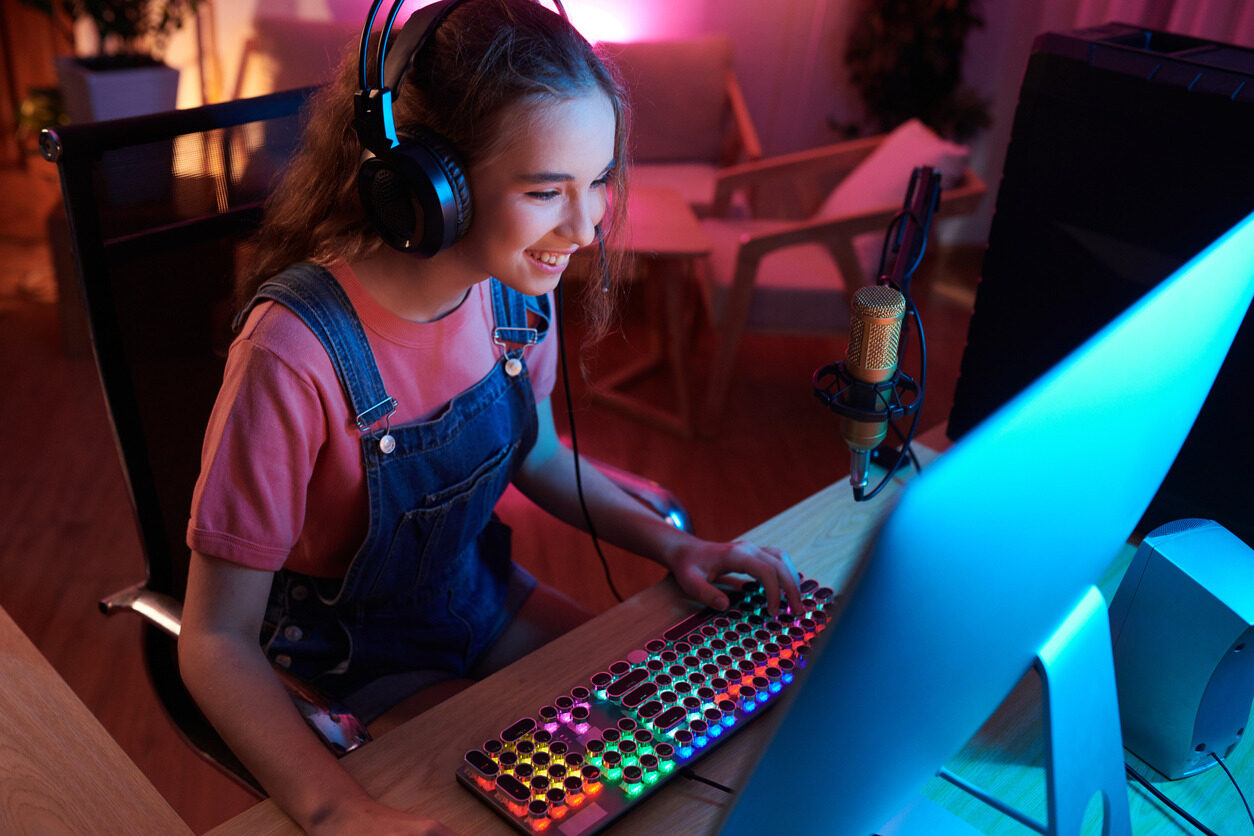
[187,316,328,570]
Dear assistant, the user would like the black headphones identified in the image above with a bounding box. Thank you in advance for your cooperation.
[353,0,569,256]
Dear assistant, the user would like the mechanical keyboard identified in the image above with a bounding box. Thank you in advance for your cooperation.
[455,576,835,833]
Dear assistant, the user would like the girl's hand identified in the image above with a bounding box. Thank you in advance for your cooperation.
[669,539,804,616]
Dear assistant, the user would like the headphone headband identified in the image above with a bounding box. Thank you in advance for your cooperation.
[356,0,570,154]
[353,0,572,256]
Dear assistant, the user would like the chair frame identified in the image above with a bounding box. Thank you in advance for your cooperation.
[699,134,987,422]
[720,68,763,166]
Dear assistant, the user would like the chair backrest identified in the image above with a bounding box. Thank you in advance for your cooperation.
[42,87,316,604]
[599,35,743,165]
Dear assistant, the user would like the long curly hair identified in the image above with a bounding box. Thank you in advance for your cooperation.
[238,0,630,339]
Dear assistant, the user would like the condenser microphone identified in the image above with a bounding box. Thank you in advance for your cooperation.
[840,284,906,498]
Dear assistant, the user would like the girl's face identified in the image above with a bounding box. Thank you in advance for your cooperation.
[457,90,617,296]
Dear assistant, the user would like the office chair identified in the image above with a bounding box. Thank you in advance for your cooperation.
[41,87,691,795]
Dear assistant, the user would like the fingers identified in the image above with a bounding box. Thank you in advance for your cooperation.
[673,541,806,617]
[717,542,803,617]
[676,563,730,611]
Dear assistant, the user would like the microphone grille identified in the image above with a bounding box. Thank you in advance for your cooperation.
[847,285,906,372]
[852,284,906,318]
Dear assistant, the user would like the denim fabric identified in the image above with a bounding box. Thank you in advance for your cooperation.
[243,263,547,701]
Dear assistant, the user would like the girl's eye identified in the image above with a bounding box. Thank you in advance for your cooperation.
[527,190,560,201]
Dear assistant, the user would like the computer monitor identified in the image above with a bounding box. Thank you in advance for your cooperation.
[721,209,1254,834]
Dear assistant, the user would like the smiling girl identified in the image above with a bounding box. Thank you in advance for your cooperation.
[178,1,800,832]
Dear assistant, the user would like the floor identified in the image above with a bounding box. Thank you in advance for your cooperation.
[0,158,984,832]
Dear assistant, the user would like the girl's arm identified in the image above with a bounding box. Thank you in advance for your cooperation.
[513,399,803,615]
[179,551,452,836]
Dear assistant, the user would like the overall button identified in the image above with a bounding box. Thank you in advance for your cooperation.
[378,434,396,454]
[289,585,309,601]
[274,654,292,668]
[505,357,523,377]
[284,625,304,642]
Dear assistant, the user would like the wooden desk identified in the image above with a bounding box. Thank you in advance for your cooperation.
[586,185,710,438]
[0,606,192,835]
[208,431,1253,834]
[208,442,924,836]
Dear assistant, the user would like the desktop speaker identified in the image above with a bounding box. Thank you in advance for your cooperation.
[1108,518,1254,779]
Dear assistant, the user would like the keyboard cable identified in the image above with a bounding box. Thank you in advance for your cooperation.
[679,767,735,795]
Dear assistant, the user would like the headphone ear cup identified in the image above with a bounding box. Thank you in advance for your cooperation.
[357,128,472,257]
[410,126,473,242]
[358,155,419,253]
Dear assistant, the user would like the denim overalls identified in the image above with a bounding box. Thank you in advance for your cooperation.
[239,262,547,707]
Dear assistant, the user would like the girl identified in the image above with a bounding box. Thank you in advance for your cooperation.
[179,1,801,832]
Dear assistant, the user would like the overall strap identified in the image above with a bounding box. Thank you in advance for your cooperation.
[489,278,550,355]
[243,262,398,431]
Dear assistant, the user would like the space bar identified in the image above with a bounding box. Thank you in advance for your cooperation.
[662,608,717,642]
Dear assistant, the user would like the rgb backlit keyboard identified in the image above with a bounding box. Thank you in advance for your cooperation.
[455,576,835,833]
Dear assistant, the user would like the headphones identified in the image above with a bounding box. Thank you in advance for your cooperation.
[353,0,569,256]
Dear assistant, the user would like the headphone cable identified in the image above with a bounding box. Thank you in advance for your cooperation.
[555,280,625,603]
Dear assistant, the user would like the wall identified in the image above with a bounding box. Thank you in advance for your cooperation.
[164,0,861,156]
[156,0,1254,248]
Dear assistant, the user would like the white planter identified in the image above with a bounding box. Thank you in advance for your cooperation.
[54,56,180,206]
[55,55,179,123]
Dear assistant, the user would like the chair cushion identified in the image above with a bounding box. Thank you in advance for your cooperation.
[599,36,732,163]
[817,118,969,278]
[816,118,969,220]
[703,218,851,335]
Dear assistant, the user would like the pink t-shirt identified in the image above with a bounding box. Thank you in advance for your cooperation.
[187,262,557,578]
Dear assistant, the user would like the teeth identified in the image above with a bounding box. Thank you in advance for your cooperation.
[529,251,569,267]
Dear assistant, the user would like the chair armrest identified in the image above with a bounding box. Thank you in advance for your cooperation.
[724,70,763,162]
[99,583,183,637]
[590,458,693,533]
[710,134,885,218]
[731,167,987,283]
[735,203,901,268]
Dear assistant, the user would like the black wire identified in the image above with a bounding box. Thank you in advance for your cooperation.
[1125,762,1220,836]
[679,767,735,794]
[554,281,624,603]
[1212,752,1254,832]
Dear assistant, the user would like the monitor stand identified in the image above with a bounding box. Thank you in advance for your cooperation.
[884,587,1133,835]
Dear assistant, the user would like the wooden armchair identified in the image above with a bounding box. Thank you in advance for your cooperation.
[599,35,763,216]
[697,119,987,422]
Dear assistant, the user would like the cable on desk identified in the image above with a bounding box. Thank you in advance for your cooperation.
[679,767,735,795]
[1125,762,1219,836]
[1211,752,1254,832]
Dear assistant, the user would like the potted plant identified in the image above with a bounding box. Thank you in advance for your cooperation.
[835,0,991,143]
[23,0,201,122]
